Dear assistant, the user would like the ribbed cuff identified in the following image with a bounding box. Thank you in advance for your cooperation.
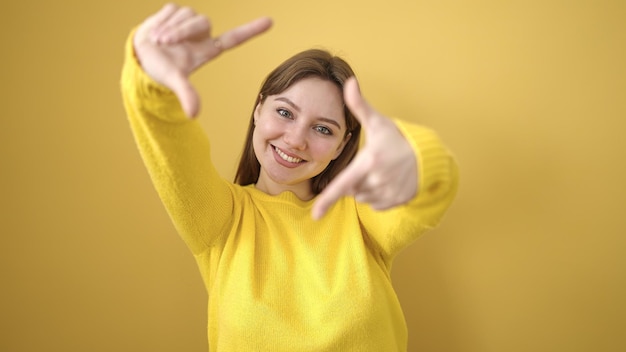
[393,119,456,206]
[121,28,189,123]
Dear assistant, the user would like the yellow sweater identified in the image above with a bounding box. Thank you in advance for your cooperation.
[121,33,458,352]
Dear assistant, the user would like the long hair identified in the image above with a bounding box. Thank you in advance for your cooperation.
[234,49,361,194]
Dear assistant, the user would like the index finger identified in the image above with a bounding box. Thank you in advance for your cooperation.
[311,154,370,220]
[343,77,376,128]
[215,17,273,51]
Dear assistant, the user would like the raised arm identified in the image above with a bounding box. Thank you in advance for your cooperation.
[121,4,272,254]
[312,78,459,259]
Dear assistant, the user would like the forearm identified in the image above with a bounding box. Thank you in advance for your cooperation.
[358,119,459,260]
[120,31,234,254]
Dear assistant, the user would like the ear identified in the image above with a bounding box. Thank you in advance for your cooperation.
[253,101,262,125]
[332,132,352,160]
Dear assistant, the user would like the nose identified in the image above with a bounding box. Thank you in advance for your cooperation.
[283,124,307,150]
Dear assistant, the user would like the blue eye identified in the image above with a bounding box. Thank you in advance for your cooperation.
[314,125,332,135]
[277,108,292,118]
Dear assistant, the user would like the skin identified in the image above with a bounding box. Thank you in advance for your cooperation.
[133,3,419,220]
[253,77,351,201]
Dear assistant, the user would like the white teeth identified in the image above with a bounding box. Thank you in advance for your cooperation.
[274,146,303,163]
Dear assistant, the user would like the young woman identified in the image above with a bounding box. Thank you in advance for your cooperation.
[121,3,459,351]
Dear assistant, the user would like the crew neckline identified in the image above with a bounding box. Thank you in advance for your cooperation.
[245,184,316,207]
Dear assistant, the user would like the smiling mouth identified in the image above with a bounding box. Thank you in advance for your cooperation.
[273,145,305,164]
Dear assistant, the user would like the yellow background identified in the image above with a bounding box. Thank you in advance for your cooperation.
[2,0,625,351]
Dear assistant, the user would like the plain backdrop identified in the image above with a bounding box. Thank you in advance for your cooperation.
[2,0,625,351]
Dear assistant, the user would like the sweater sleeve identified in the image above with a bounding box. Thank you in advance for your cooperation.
[120,30,235,255]
[357,119,459,264]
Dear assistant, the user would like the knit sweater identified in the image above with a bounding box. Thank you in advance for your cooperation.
[121,33,459,352]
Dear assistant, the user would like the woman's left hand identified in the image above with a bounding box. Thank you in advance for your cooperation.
[312,78,418,220]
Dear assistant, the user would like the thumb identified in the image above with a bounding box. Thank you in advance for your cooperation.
[343,77,375,127]
[169,71,201,118]
[311,153,368,220]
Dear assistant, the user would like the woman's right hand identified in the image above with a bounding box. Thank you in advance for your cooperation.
[133,3,272,117]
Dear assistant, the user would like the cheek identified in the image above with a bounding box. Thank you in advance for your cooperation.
[310,139,344,160]
[253,119,280,143]
[251,124,265,154]
[252,120,284,161]
[259,112,286,133]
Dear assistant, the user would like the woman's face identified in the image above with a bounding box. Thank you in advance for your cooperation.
[252,77,351,199]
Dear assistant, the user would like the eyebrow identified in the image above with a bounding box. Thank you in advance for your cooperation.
[274,97,343,130]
